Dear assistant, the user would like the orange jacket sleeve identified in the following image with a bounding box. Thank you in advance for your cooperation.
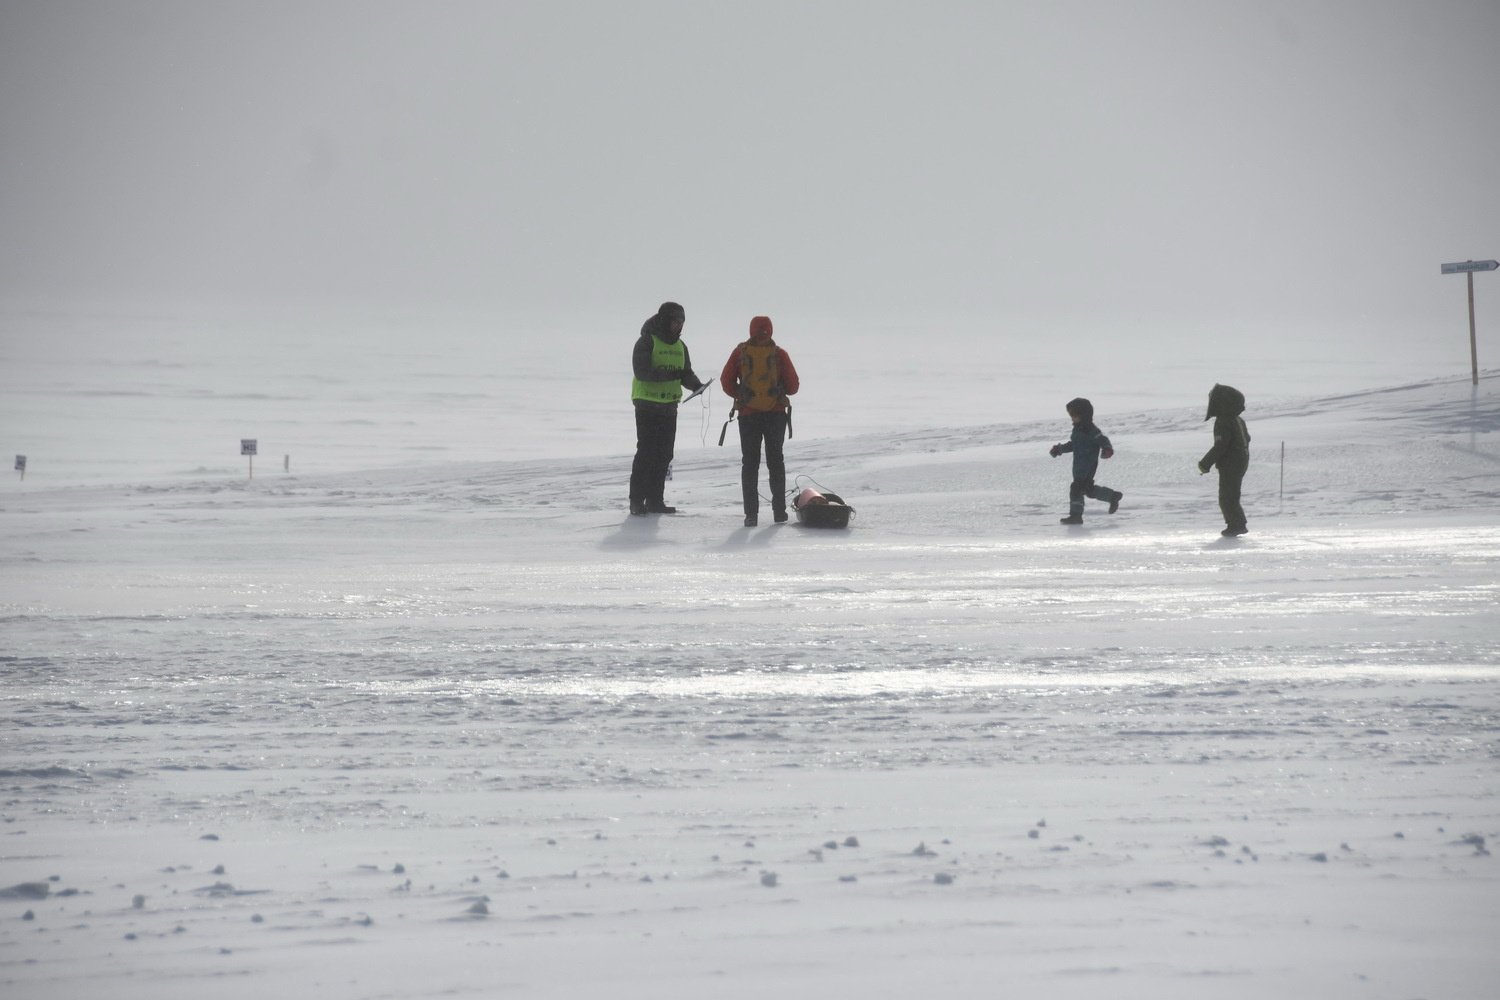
[719,345,744,399]
[777,348,799,396]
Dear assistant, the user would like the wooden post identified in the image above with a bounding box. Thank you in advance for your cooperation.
[241,439,257,480]
[1469,270,1479,386]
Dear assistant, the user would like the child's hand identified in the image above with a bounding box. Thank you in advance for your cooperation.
[1102,447,1114,459]
[1049,444,1063,457]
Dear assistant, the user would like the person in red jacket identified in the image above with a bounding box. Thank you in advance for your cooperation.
[720,316,799,526]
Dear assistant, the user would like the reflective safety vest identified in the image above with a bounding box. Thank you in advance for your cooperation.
[736,341,784,412]
[632,335,685,404]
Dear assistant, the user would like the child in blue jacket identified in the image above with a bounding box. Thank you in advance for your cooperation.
[1048,397,1123,525]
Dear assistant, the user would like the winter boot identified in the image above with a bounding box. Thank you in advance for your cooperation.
[744,513,758,527]
[630,500,648,517]
[770,471,787,523]
[1109,492,1122,514]
[1060,514,1083,525]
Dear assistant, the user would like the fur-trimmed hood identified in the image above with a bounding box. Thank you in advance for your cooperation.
[1205,384,1245,421]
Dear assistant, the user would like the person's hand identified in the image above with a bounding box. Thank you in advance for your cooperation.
[1198,460,1211,474]
[1049,444,1063,457]
[737,388,752,405]
[1102,447,1114,460]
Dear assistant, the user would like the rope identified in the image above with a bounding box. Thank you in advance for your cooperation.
[694,384,714,445]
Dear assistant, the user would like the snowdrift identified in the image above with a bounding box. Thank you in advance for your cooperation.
[2,374,1497,1000]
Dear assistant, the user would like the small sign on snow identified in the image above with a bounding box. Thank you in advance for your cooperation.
[1440,258,1497,386]
[14,455,24,472]
[240,439,258,456]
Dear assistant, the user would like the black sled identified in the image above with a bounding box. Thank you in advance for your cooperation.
[792,485,855,529]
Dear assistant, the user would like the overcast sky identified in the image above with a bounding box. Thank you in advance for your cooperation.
[2,0,1497,346]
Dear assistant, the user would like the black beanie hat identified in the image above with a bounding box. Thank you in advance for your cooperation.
[657,301,685,322]
[1065,397,1094,423]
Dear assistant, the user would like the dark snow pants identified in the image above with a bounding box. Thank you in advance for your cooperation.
[1069,478,1119,517]
[738,410,788,516]
[630,403,677,507]
[1216,455,1248,531]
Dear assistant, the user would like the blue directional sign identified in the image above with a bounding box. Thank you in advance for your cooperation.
[1442,260,1499,274]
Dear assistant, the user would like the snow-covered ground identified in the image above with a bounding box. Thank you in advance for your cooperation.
[2,315,1498,999]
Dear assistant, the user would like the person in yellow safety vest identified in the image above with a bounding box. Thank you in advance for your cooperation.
[719,315,800,527]
[629,301,707,516]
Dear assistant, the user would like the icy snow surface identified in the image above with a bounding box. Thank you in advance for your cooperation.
[2,326,1498,999]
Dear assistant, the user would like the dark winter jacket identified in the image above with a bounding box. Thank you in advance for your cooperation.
[632,305,705,411]
[1055,422,1113,481]
[1200,383,1250,472]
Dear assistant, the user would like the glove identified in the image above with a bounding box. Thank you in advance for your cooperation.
[1102,447,1114,460]
[1198,460,1211,474]
[1048,444,1063,457]
[737,388,752,405]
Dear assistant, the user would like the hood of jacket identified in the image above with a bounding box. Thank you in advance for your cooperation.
[748,315,773,346]
[1205,383,1246,421]
[642,301,685,345]
[1065,397,1094,424]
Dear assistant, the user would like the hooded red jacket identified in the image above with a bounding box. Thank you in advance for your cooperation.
[719,316,799,414]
